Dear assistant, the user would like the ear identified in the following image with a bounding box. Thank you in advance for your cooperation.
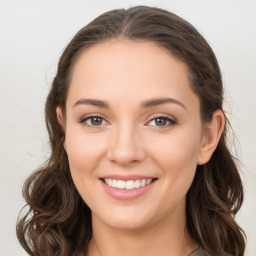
[197,110,225,165]
[56,106,66,150]
[56,106,64,127]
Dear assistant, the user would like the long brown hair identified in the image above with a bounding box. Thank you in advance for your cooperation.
[17,6,246,256]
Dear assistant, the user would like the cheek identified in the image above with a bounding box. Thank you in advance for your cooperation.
[65,129,106,177]
[147,128,202,201]
[149,130,201,170]
[64,129,108,207]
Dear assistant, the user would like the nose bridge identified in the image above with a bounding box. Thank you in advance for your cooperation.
[107,119,145,164]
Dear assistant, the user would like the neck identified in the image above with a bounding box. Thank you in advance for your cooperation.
[86,213,197,256]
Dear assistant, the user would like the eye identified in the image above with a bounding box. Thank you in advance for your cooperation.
[146,116,177,128]
[79,115,108,127]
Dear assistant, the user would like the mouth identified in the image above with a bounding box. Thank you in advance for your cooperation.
[99,175,158,200]
[100,177,157,190]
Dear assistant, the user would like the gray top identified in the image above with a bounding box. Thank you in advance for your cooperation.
[189,248,205,256]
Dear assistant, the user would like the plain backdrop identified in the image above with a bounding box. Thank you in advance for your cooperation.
[0,0,255,255]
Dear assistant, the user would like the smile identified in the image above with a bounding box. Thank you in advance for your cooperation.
[104,178,153,190]
[100,176,157,200]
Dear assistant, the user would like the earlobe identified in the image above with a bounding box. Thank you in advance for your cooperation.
[197,110,225,165]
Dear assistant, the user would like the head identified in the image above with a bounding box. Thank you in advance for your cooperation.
[50,4,225,229]
[18,5,245,256]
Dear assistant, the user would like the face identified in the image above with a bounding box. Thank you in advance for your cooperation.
[61,40,208,231]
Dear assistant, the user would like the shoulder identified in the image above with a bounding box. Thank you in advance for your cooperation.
[189,248,205,256]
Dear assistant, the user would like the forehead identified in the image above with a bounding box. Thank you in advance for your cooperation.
[67,39,199,111]
[71,39,188,80]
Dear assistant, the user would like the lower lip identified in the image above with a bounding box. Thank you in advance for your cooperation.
[100,179,157,200]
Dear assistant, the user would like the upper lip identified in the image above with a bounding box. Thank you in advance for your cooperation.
[100,175,156,181]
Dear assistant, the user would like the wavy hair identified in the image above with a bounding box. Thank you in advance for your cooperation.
[17,6,246,256]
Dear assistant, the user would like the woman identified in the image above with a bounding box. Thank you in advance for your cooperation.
[17,5,246,256]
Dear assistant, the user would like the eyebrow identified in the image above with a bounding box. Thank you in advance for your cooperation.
[141,97,187,110]
[73,97,187,110]
[73,98,109,108]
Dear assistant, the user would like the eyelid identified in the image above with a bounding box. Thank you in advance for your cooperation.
[79,114,109,127]
[145,114,177,128]
[79,113,177,128]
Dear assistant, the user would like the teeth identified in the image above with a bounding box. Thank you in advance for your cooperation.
[104,178,153,189]
[134,180,140,188]
[112,179,117,187]
[141,179,146,186]
[146,179,151,185]
[117,180,126,189]
[126,180,134,190]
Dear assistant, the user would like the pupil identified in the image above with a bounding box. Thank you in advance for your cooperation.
[156,118,166,126]
[92,117,102,125]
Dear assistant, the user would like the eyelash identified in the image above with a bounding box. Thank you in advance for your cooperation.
[79,115,108,127]
[79,114,177,129]
[146,116,177,128]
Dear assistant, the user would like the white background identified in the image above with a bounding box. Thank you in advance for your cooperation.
[0,0,255,255]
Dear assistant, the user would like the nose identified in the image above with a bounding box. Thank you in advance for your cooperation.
[107,123,146,165]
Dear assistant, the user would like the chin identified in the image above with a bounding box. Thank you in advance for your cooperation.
[107,218,150,231]
[97,208,153,231]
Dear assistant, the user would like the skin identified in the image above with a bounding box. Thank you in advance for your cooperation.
[57,39,224,256]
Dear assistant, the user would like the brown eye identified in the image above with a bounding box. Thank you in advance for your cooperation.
[155,117,168,126]
[80,115,108,127]
[90,116,103,125]
[147,116,177,128]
